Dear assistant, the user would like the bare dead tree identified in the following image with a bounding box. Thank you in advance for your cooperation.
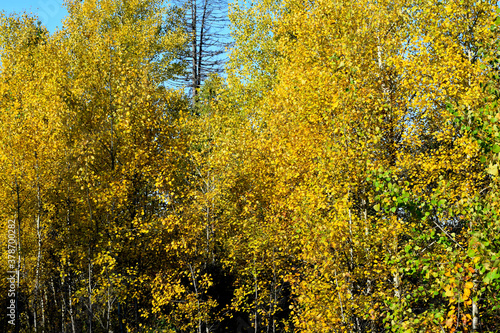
[174,0,230,103]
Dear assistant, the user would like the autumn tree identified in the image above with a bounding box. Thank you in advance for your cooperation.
[2,0,500,332]
[1,0,190,331]
[219,0,500,331]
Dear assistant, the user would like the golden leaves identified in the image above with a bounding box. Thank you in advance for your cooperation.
[1,0,499,331]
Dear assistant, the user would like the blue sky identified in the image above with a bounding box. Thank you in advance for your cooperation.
[0,0,67,33]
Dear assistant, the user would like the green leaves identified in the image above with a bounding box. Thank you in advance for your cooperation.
[484,269,500,284]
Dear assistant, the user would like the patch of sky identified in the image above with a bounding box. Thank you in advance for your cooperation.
[0,0,67,33]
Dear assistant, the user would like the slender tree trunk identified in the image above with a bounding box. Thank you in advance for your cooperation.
[107,39,115,333]
[118,302,124,333]
[41,288,46,331]
[197,0,208,90]
[254,257,258,333]
[106,267,112,333]
[85,161,94,333]
[58,278,66,333]
[191,0,198,103]
[472,282,479,331]
[34,213,43,333]
[188,263,202,333]
[65,159,76,333]
[88,251,93,333]
[68,270,76,333]
[34,152,44,333]
[334,268,346,326]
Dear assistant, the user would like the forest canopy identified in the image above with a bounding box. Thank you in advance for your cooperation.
[1,0,500,332]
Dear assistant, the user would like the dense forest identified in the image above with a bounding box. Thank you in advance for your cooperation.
[1,0,500,332]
